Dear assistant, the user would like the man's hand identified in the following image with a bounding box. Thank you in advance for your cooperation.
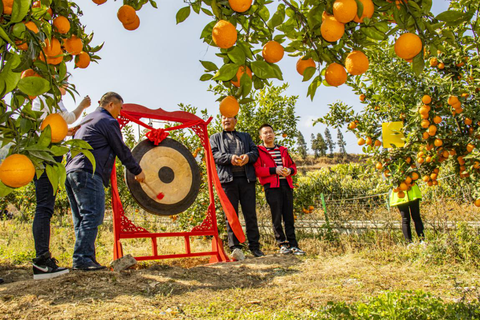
[239,154,249,166]
[67,125,81,136]
[231,155,242,166]
[135,171,146,183]
[79,95,91,110]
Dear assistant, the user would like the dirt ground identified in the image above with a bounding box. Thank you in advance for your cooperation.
[1,252,478,319]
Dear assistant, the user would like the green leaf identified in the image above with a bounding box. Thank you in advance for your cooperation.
[176,6,191,24]
[227,46,246,65]
[361,27,385,40]
[201,8,213,16]
[0,54,21,95]
[18,77,51,96]
[412,51,424,76]
[258,6,270,22]
[251,61,274,79]
[355,0,364,18]
[46,164,59,194]
[302,67,316,82]
[241,73,252,97]
[50,145,69,156]
[270,63,283,81]
[65,139,93,150]
[0,180,14,197]
[200,74,213,81]
[210,0,222,19]
[307,76,321,100]
[11,0,31,23]
[435,10,465,22]
[267,5,285,29]
[55,163,66,190]
[200,60,218,71]
[200,21,216,40]
[82,150,96,173]
[212,64,238,81]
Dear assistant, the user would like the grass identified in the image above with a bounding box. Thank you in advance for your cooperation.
[1,202,480,319]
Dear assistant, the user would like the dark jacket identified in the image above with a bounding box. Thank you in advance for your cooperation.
[254,145,297,188]
[210,130,259,184]
[66,107,142,187]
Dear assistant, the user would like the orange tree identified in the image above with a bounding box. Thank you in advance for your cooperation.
[0,0,102,196]
[317,0,480,204]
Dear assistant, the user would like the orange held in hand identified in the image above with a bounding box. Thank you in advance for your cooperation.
[219,96,240,117]
[212,20,237,49]
[0,154,35,188]
[40,113,68,143]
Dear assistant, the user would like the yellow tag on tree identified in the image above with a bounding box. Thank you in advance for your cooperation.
[382,122,405,148]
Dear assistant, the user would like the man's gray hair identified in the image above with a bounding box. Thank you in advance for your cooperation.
[99,92,123,107]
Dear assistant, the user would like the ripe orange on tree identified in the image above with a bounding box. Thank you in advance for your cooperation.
[21,69,41,79]
[433,115,442,124]
[0,154,35,188]
[358,137,365,145]
[53,16,71,34]
[16,40,28,51]
[92,0,107,4]
[219,96,240,117]
[296,57,315,76]
[348,121,357,129]
[64,35,83,55]
[394,33,422,60]
[345,51,369,75]
[231,66,252,87]
[438,62,445,70]
[228,0,252,13]
[353,0,374,23]
[40,113,68,143]
[359,94,366,101]
[321,16,345,42]
[2,0,13,15]
[325,63,347,87]
[43,38,62,57]
[262,41,284,64]
[75,51,91,69]
[475,199,480,207]
[467,143,475,153]
[123,15,140,31]
[422,95,431,104]
[434,139,443,147]
[430,57,438,67]
[333,0,357,23]
[447,95,459,105]
[212,20,237,49]
[117,5,137,25]
[365,136,373,146]
[24,21,39,34]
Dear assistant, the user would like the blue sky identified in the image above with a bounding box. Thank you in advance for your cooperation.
[63,0,451,153]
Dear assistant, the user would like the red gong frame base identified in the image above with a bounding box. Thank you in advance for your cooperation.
[111,104,233,263]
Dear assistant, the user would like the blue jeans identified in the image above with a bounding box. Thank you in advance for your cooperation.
[65,171,105,267]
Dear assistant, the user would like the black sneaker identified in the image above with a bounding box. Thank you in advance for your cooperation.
[251,249,265,257]
[33,253,69,280]
[72,261,107,271]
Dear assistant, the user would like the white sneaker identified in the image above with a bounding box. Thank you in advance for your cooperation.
[231,248,245,261]
[290,247,305,256]
[279,245,292,255]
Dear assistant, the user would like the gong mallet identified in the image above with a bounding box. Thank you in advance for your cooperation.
[141,180,165,200]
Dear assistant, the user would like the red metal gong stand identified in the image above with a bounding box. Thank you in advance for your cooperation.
[111,104,245,263]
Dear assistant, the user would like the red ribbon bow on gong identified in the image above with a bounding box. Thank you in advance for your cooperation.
[146,128,169,145]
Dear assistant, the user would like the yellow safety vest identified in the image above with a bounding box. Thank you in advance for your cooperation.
[389,184,422,207]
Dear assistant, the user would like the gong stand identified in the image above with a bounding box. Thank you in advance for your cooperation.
[111,103,245,263]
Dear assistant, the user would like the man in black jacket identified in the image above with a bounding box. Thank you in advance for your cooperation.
[65,92,145,270]
[210,116,264,260]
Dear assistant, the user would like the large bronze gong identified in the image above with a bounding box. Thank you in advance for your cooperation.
[126,138,201,216]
